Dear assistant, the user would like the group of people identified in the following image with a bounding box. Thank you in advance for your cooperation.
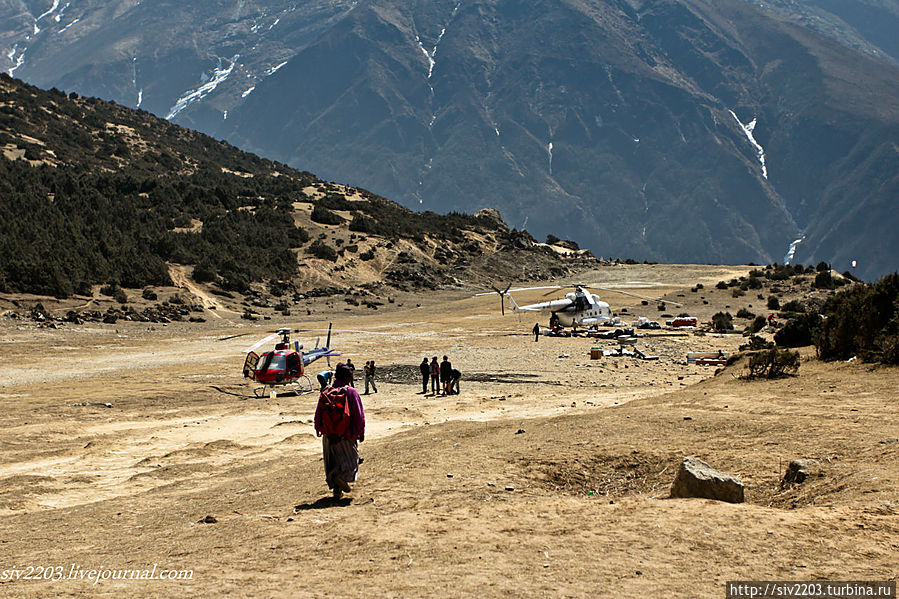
[419,355,461,396]
[317,358,379,395]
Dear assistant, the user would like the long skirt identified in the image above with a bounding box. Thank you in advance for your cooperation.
[322,435,359,489]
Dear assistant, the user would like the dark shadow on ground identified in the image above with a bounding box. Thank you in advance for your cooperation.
[294,497,353,510]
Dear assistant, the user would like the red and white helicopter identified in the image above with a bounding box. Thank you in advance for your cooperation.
[242,324,339,398]
[477,283,680,329]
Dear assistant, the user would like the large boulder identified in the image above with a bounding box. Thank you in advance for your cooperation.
[670,456,745,503]
[780,459,823,488]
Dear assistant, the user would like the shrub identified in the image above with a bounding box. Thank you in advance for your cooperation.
[141,288,158,301]
[311,204,343,225]
[732,288,745,298]
[192,263,217,283]
[814,273,899,364]
[114,288,128,304]
[814,271,834,289]
[767,296,780,310]
[359,247,376,261]
[349,213,374,233]
[746,315,768,335]
[739,335,774,352]
[781,299,806,313]
[736,308,755,319]
[712,311,733,331]
[308,239,338,261]
[775,312,819,347]
[745,348,800,379]
[716,281,728,290]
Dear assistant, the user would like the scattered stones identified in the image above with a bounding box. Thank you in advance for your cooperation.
[669,456,744,503]
[505,485,515,491]
[199,515,217,524]
[781,459,823,488]
[515,429,525,434]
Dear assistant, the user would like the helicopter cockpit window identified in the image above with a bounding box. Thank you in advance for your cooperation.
[258,353,287,371]
[287,354,300,371]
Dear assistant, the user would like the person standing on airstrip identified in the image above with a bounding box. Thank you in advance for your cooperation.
[419,358,430,394]
[429,356,440,395]
[314,363,365,499]
[533,322,540,342]
[363,360,378,395]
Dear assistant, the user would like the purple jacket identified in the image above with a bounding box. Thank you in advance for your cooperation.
[314,379,365,441]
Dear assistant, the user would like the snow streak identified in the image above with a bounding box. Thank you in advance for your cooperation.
[729,110,768,179]
[547,142,554,175]
[59,18,79,33]
[784,236,805,264]
[265,60,288,75]
[132,58,143,108]
[166,55,239,120]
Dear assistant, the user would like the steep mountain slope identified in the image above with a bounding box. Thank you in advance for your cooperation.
[3,0,898,279]
[0,75,594,297]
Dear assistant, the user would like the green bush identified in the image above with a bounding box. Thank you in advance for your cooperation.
[745,348,800,379]
[781,299,806,313]
[814,271,834,289]
[746,315,768,334]
[775,312,819,347]
[814,273,899,364]
[192,263,217,283]
[739,335,774,351]
[311,204,343,225]
[349,214,374,233]
[308,239,338,261]
[712,311,733,331]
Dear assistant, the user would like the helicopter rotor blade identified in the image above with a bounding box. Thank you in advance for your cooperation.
[584,286,683,307]
[243,332,280,354]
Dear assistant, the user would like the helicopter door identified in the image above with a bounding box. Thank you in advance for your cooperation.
[286,353,302,377]
[243,352,260,380]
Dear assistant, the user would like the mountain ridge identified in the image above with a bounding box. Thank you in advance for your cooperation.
[3,0,898,279]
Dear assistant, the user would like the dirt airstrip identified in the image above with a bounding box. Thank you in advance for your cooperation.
[0,264,896,597]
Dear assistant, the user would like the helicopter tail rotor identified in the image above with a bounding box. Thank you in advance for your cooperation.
[489,284,513,315]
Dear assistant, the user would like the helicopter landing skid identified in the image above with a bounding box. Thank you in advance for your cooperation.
[252,375,315,399]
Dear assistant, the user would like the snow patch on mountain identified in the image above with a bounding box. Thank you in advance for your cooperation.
[548,141,554,175]
[784,236,805,264]
[8,46,26,76]
[59,18,79,33]
[265,61,288,76]
[166,55,239,120]
[242,86,256,98]
[36,0,62,24]
[729,110,768,179]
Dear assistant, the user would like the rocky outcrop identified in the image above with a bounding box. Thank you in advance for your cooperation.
[670,456,745,503]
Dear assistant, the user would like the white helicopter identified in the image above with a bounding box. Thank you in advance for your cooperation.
[477,283,680,328]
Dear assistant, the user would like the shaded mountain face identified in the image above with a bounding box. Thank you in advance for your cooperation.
[3,0,898,280]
